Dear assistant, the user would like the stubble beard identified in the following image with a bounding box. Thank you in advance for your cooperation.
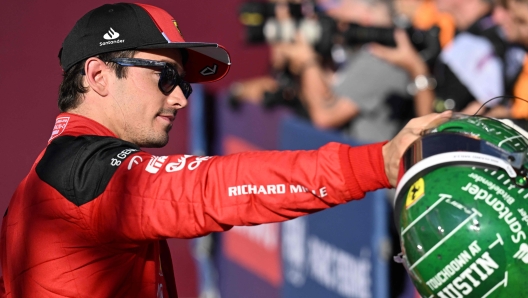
[127,121,172,148]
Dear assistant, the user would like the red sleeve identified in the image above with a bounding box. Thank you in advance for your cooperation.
[341,141,391,197]
[0,275,5,297]
[84,141,389,242]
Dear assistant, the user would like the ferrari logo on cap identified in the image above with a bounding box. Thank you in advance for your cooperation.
[173,20,183,37]
[406,178,425,209]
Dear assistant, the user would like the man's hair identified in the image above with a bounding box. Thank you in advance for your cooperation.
[58,50,137,112]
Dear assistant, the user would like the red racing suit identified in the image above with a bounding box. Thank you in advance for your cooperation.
[0,113,390,297]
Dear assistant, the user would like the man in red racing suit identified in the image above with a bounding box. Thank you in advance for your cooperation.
[1,111,390,297]
[0,2,452,297]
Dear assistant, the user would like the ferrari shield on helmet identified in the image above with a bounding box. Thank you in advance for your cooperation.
[393,114,528,298]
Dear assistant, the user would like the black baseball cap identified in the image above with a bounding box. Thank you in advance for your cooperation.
[59,3,231,83]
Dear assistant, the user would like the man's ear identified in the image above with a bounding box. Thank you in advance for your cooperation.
[83,58,110,96]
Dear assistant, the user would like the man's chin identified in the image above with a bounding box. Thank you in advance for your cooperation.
[138,135,169,148]
[145,142,168,148]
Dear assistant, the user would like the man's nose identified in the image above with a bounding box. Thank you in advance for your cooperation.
[167,86,188,109]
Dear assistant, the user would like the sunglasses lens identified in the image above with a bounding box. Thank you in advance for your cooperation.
[159,66,178,94]
[159,65,193,98]
[180,82,193,98]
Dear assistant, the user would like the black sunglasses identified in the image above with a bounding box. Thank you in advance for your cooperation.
[108,58,192,98]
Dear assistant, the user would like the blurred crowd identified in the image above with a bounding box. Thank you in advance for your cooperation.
[230,0,528,144]
[223,3,528,296]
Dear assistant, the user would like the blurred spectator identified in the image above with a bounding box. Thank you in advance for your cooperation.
[234,0,413,143]
[394,0,455,48]
[509,0,528,38]
[371,0,506,116]
[486,0,528,126]
[507,0,528,123]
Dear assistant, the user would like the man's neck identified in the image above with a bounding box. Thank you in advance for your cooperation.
[67,104,122,140]
[452,2,491,31]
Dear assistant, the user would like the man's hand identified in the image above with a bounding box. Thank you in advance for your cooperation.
[271,34,319,75]
[230,76,279,104]
[368,29,428,78]
[369,29,436,116]
[485,104,510,118]
[383,111,452,187]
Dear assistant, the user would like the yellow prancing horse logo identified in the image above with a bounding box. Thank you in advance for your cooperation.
[406,178,425,209]
[172,20,183,37]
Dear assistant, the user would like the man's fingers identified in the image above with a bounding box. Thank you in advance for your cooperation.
[294,32,308,45]
[393,29,412,47]
[384,111,453,187]
[368,43,396,62]
[405,110,453,133]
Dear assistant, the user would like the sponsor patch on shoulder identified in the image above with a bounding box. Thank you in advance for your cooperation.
[49,117,70,141]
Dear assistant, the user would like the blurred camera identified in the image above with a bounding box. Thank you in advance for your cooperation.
[239,2,305,43]
[238,1,441,64]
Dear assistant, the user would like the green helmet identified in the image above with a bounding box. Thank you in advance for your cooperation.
[394,114,528,298]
